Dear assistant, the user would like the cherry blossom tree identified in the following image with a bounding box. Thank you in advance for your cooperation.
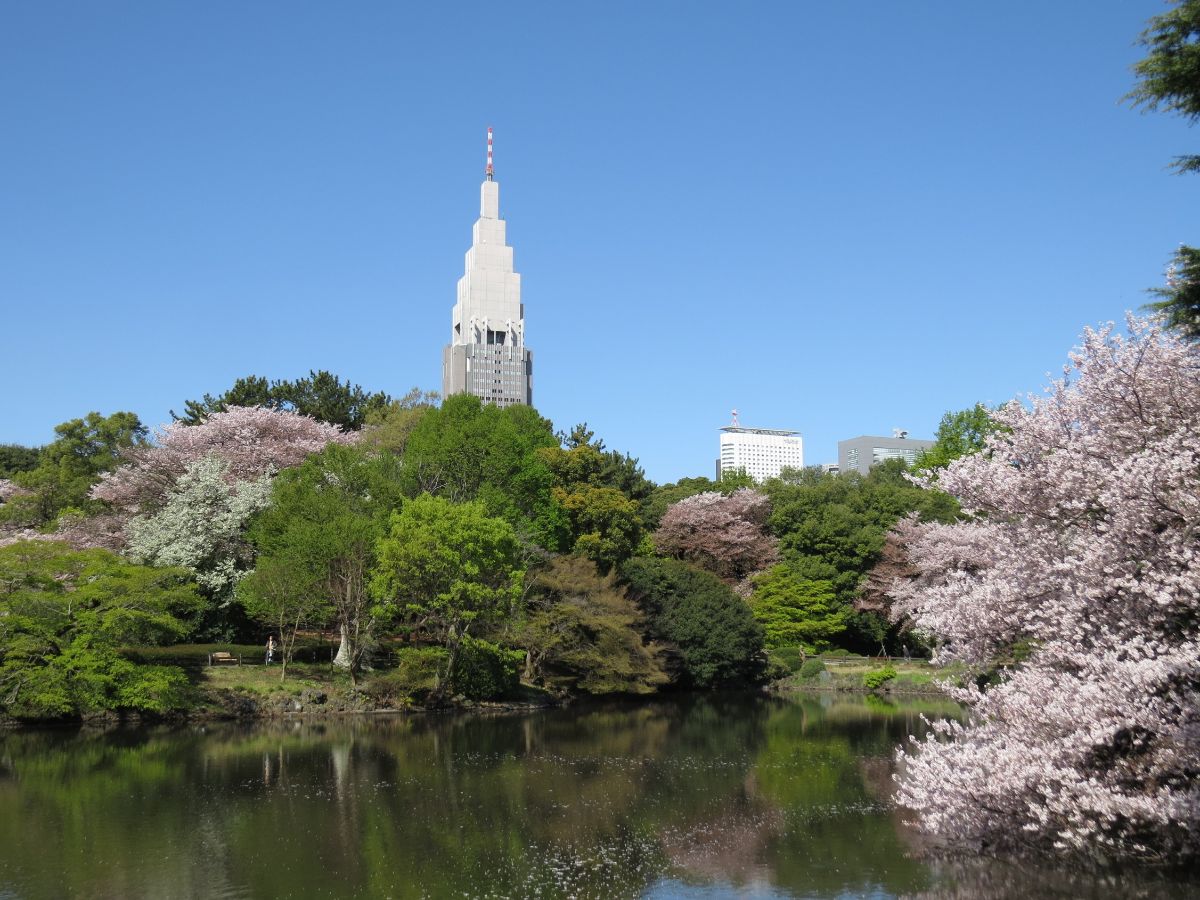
[91,405,353,515]
[654,488,779,588]
[891,316,1200,863]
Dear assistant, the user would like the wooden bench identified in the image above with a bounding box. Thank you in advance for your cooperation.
[208,651,241,667]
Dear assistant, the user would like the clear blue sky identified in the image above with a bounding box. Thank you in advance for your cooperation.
[2,2,1194,483]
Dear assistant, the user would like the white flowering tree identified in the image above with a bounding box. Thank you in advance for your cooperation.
[126,456,272,598]
[891,316,1200,863]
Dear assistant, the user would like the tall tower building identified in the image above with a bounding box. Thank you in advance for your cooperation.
[442,128,533,407]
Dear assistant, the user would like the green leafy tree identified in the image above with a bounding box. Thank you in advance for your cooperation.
[509,555,668,694]
[539,441,644,571]
[715,467,756,491]
[371,494,524,696]
[1127,0,1200,175]
[1146,245,1200,339]
[173,370,390,430]
[913,404,1002,473]
[620,557,766,688]
[236,556,328,681]
[1127,0,1200,337]
[247,443,405,684]
[0,412,147,528]
[0,541,201,718]
[560,423,655,503]
[359,387,440,455]
[0,444,41,479]
[763,461,957,653]
[748,565,846,651]
[401,394,565,546]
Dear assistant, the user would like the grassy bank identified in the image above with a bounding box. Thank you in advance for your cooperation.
[772,655,963,696]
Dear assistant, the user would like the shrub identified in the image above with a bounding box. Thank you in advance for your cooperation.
[451,636,522,700]
[620,557,766,688]
[863,666,897,690]
[365,647,448,703]
[798,658,827,680]
[770,646,806,673]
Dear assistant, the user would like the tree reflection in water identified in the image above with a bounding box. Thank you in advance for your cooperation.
[0,695,1190,899]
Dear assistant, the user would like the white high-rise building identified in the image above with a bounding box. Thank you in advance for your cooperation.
[718,412,804,482]
[442,128,533,407]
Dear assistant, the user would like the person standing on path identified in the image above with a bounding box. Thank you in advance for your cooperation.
[265,634,276,665]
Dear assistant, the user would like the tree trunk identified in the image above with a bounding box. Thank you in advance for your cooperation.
[333,621,352,669]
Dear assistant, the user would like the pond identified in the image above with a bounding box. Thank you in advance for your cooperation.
[0,693,1192,899]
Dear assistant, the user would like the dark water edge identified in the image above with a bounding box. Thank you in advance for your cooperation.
[0,692,1194,900]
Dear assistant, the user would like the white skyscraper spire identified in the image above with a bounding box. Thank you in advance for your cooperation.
[442,128,533,407]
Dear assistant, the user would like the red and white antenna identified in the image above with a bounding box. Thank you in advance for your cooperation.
[731,409,740,427]
[486,126,494,180]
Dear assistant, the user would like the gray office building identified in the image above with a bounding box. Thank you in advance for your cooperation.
[838,432,935,475]
[442,129,533,408]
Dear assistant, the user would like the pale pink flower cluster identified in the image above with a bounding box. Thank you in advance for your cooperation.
[892,316,1200,862]
[655,488,780,584]
[92,405,353,514]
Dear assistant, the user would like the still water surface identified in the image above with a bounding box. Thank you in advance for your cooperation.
[0,693,1193,899]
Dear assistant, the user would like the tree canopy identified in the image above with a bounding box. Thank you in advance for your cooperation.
[893,317,1200,863]
[0,541,201,719]
[1127,0,1200,338]
[621,557,766,688]
[400,393,564,545]
[173,370,391,431]
[0,412,147,528]
[512,555,668,694]
[912,404,1002,473]
[247,443,406,680]
[372,494,525,694]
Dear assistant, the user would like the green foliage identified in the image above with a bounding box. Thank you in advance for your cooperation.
[372,493,525,649]
[863,666,897,690]
[0,444,41,479]
[762,461,957,653]
[749,566,846,651]
[913,404,1003,473]
[620,557,765,688]
[1127,0,1200,175]
[359,387,439,455]
[0,412,146,527]
[363,647,449,703]
[766,646,806,673]
[236,555,329,679]
[511,555,668,695]
[173,370,391,430]
[798,657,827,680]
[1146,245,1200,340]
[0,541,201,718]
[1127,2,1200,339]
[450,636,522,700]
[544,441,648,571]
[560,423,655,502]
[715,467,756,491]
[248,443,406,679]
[401,394,565,546]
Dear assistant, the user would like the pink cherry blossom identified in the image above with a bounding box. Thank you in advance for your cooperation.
[890,316,1200,863]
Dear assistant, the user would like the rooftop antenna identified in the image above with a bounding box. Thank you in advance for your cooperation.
[730,409,740,427]
[486,126,494,180]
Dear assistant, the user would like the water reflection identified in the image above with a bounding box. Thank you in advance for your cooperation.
[0,694,1190,899]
